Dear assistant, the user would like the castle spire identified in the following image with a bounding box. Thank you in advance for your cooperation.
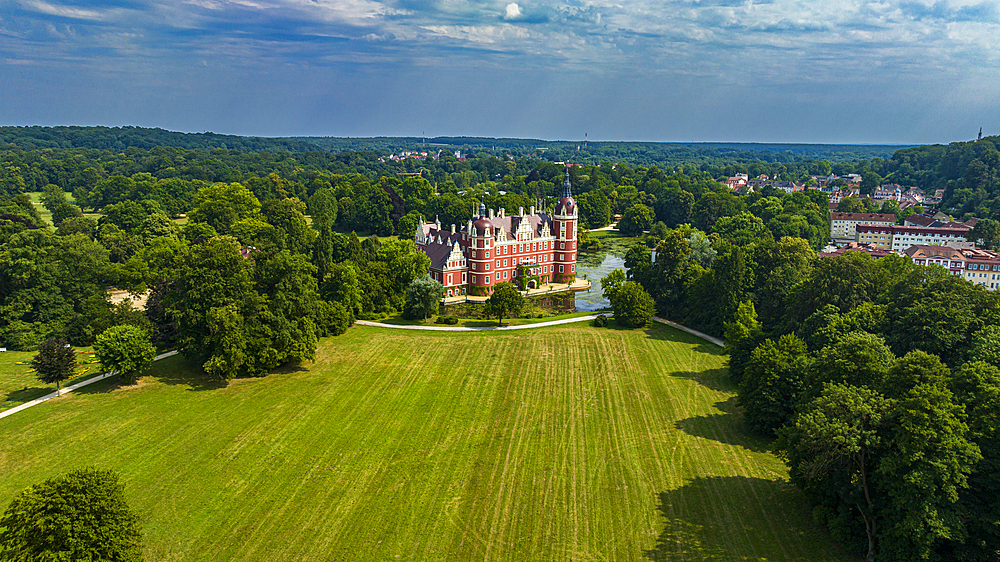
[562,168,572,199]
[479,200,487,218]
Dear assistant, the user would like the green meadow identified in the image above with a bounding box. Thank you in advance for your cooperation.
[0,323,849,561]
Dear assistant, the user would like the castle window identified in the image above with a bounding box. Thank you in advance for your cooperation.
[560,242,565,250]
[571,265,575,272]
[472,250,476,258]
[485,276,490,284]
[532,243,537,251]
[496,260,500,267]
[486,263,490,270]
[504,271,508,279]
[503,259,508,267]
[472,275,477,283]
[504,246,508,254]
[559,265,564,273]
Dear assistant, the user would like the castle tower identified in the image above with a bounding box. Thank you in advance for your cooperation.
[468,201,495,293]
[552,168,578,283]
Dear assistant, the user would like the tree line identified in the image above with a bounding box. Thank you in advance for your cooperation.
[623,218,1000,559]
[0,178,429,380]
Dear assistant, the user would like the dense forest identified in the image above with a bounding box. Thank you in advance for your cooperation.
[1,124,906,168]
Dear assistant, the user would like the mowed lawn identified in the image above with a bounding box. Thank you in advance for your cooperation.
[0,348,100,412]
[0,323,849,561]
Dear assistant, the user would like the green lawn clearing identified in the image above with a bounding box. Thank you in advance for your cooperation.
[0,323,849,561]
[0,348,100,412]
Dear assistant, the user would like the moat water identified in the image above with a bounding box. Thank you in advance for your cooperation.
[573,236,635,311]
[441,235,637,317]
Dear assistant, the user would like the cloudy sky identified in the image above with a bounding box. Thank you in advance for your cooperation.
[1,0,998,143]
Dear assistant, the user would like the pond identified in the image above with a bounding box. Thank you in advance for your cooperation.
[574,236,639,311]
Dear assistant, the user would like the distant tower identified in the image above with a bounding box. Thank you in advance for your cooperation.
[584,133,588,150]
[552,168,579,283]
[979,127,983,141]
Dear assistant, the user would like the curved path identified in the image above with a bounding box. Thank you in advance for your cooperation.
[0,351,178,421]
[356,314,726,347]
[651,317,725,347]
[355,314,609,332]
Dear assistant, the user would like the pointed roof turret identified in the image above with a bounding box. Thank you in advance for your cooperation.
[556,167,577,216]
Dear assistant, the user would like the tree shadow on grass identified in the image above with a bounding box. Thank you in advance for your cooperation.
[269,362,309,376]
[674,397,773,454]
[645,476,845,562]
[668,367,733,393]
[644,323,724,356]
[142,354,225,391]
[2,385,50,407]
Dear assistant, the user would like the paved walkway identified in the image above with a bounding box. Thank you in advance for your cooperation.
[652,317,725,347]
[357,314,726,348]
[356,314,608,332]
[0,351,179,421]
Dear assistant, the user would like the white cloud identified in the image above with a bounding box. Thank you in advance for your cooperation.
[503,3,522,20]
[24,0,107,21]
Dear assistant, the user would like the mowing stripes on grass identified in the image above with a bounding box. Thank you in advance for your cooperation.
[0,324,849,561]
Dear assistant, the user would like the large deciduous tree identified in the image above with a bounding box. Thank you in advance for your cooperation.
[483,281,523,325]
[405,276,443,321]
[188,182,262,235]
[739,333,808,435]
[610,280,655,328]
[617,203,654,236]
[0,467,143,562]
[93,325,157,384]
[31,337,76,395]
[783,383,891,562]
[876,383,981,560]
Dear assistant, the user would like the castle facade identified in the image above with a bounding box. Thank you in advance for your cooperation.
[416,170,579,296]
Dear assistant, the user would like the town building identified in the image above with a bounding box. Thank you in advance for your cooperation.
[416,169,579,296]
[905,246,1000,290]
[829,212,897,241]
[962,248,1000,290]
[855,224,971,252]
[904,245,967,275]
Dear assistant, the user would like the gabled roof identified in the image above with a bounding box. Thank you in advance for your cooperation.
[471,213,554,241]
[904,245,964,260]
[905,214,936,227]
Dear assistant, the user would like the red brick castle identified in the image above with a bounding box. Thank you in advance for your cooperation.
[416,169,579,296]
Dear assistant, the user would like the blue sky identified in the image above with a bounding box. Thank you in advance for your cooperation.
[2,0,999,143]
